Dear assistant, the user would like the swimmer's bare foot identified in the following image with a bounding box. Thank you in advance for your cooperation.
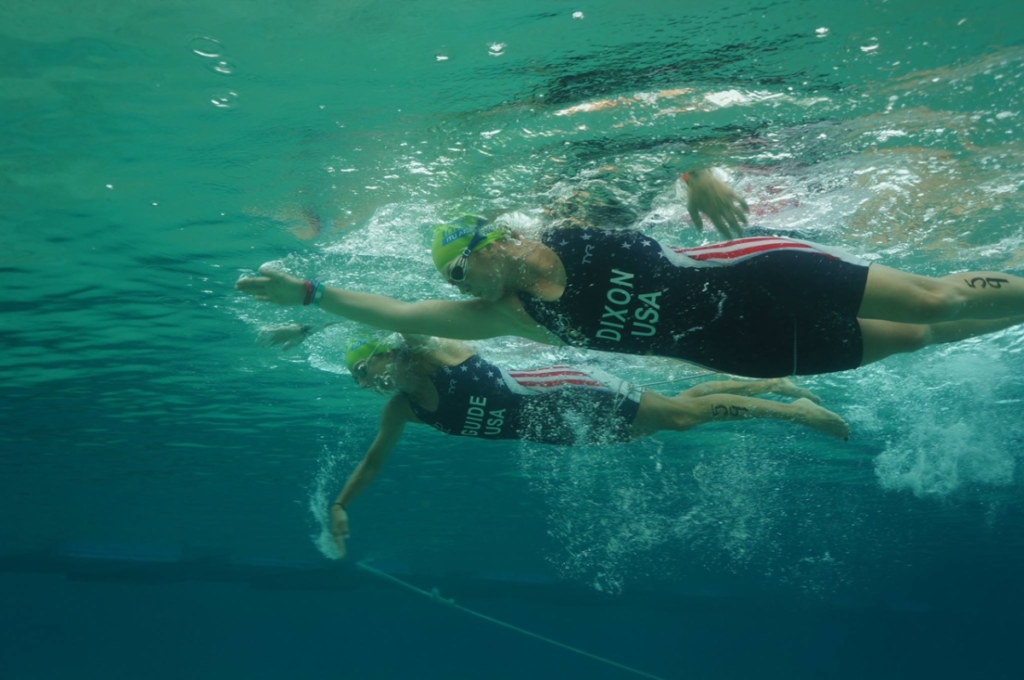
[771,378,821,404]
[791,398,850,440]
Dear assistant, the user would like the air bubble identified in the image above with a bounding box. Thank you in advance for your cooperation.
[188,36,223,58]
[209,90,240,109]
[212,60,235,75]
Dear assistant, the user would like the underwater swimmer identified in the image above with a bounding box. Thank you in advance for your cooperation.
[258,325,849,557]
[236,171,1024,379]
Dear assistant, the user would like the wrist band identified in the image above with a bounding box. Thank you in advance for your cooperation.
[332,502,346,510]
[303,280,326,306]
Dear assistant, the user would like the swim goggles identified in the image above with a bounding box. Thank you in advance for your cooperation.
[447,231,488,283]
[351,346,384,383]
[352,354,396,393]
[351,358,372,382]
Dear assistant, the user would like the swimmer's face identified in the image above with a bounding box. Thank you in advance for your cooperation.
[351,352,395,393]
[443,245,504,302]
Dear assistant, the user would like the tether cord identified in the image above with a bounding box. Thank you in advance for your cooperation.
[357,561,667,680]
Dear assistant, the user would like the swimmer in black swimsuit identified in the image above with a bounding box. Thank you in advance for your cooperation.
[236,171,1024,378]
[257,325,849,557]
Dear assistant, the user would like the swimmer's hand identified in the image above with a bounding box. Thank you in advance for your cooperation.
[330,504,350,559]
[235,265,307,306]
[683,170,749,240]
[257,324,312,350]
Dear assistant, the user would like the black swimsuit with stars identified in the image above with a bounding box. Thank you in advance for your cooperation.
[407,355,642,445]
[517,228,871,378]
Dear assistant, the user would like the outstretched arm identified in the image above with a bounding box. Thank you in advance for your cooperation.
[683,169,750,240]
[330,395,413,558]
[235,265,530,341]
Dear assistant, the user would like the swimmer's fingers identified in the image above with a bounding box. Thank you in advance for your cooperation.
[687,206,705,232]
[280,327,313,350]
[330,506,350,559]
[689,194,725,238]
[708,211,735,241]
[722,191,749,238]
[684,170,751,240]
[234,275,270,293]
[737,196,750,224]
[235,265,306,306]
[257,262,289,277]
[688,190,738,240]
[333,533,348,560]
[723,209,743,240]
[257,326,287,346]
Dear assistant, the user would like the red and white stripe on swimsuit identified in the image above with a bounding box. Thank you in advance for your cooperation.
[506,366,606,391]
[665,236,867,267]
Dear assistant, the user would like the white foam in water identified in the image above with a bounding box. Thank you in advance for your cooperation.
[870,352,1020,497]
[308,439,352,560]
[876,418,1015,497]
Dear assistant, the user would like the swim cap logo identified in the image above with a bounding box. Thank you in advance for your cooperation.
[441,227,476,246]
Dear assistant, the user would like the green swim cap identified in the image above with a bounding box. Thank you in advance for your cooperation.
[430,214,506,272]
[345,338,395,372]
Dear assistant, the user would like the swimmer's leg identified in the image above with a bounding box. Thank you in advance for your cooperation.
[858,315,1024,366]
[860,264,1024,324]
[632,391,849,440]
[676,377,821,404]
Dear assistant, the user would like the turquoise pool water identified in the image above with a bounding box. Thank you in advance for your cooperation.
[3,1,1024,677]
